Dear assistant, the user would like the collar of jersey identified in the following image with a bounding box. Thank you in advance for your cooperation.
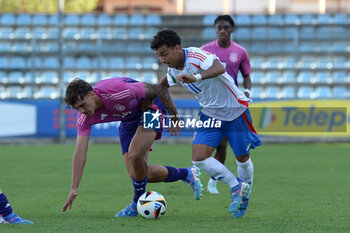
[175,48,187,70]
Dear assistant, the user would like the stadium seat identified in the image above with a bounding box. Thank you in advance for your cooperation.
[126,42,144,53]
[16,14,31,25]
[14,27,31,39]
[297,71,314,84]
[315,72,332,84]
[265,86,281,99]
[32,14,47,25]
[63,42,77,52]
[316,14,333,24]
[202,15,217,26]
[80,14,96,26]
[316,27,332,39]
[48,14,59,25]
[78,42,95,52]
[125,57,142,69]
[12,42,29,52]
[202,28,216,40]
[63,27,79,39]
[43,57,59,69]
[32,57,43,68]
[63,57,76,69]
[0,57,9,69]
[267,27,283,39]
[250,86,264,99]
[0,72,7,84]
[7,71,23,84]
[97,14,112,25]
[107,71,124,78]
[0,86,7,99]
[113,27,127,39]
[144,27,158,39]
[128,27,144,40]
[21,86,34,99]
[298,56,315,69]
[283,42,296,53]
[129,14,145,25]
[284,14,300,25]
[0,13,15,25]
[252,27,267,40]
[75,71,97,83]
[140,71,158,84]
[265,71,280,84]
[250,71,265,84]
[333,41,348,53]
[234,15,251,25]
[250,42,265,53]
[7,86,22,99]
[46,42,59,52]
[80,27,96,39]
[113,14,128,25]
[34,86,59,99]
[333,71,348,84]
[47,28,58,39]
[283,27,298,39]
[297,86,315,99]
[268,14,283,25]
[0,27,13,39]
[0,42,11,52]
[333,56,348,69]
[267,42,284,53]
[316,42,331,53]
[266,56,282,69]
[300,27,315,39]
[281,86,296,99]
[333,26,348,39]
[146,14,162,25]
[32,27,48,39]
[64,14,80,25]
[300,14,315,25]
[97,28,113,40]
[142,57,159,70]
[315,86,332,99]
[280,71,296,83]
[299,42,314,53]
[36,71,58,84]
[316,57,332,69]
[9,57,27,69]
[76,57,93,69]
[235,28,251,40]
[252,14,267,25]
[124,71,139,79]
[97,57,109,69]
[109,57,125,69]
[64,71,75,83]
[332,86,348,99]
[333,14,348,24]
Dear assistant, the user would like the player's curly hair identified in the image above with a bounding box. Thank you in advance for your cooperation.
[214,15,235,28]
[64,78,93,107]
[150,29,181,50]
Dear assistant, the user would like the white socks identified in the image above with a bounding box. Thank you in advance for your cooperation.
[192,157,238,188]
[236,158,254,184]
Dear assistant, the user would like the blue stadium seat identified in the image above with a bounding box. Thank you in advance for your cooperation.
[202,28,216,40]
[144,27,158,39]
[267,42,283,53]
[48,14,58,25]
[265,71,280,84]
[7,86,22,99]
[298,56,315,69]
[300,14,315,25]
[315,86,332,99]
[235,28,251,40]
[47,28,58,39]
[32,14,47,25]
[129,14,145,25]
[316,57,332,69]
[32,27,48,39]
[43,57,59,69]
[316,14,333,24]
[128,27,144,39]
[111,42,127,52]
[75,71,97,83]
[79,42,95,52]
[64,14,80,25]
[284,14,300,25]
[0,86,6,98]
[333,56,348,69]
[124,71,139,79]
[297,86,314,99]
[316,27,332,39]
[109,57,125,69]
[14,27,31,39]
[265,86,281,99]
[333,71,347,84]
[126,42,144,53]
[299,42,314,53]
[333,41,348,52]
[63,27,79,39]
[283,27,298,39]
[0,14,15,25]
[315,72,332,84]
[142,57,159,70]
[300,27,315,39]
[252,27,267,40]
[281,86,296,99]
[252,14,267,25]
[250,56,266,69]
[7,71,23,84]
[16,14,31,25]
[80,14,96,26]
[0,72,6,84]
[0,57,9,68]
[106,71,124,78]
[32,57,43,68]
[297,71,314,84]
[76,57,93,69]
[34,86,59,99]
[250,71,265,84]
[47,42,59,52]
[145,14,162,25]
[268,14,283,25]
[268,27,283,39]
[250,42,265,53]
[333,14,348,24]
[125,57,142,69]
[332,86,348,99]
[316,42,332,53]
[80,27,96,39]
[266,56,282,69]
[63,57,75,69]
[36,71,58,84]
[280,71,296,83]
[21,86,34,98]
[97,28,113,40]
[140,71,158,84]
[63,42,77,52]
[113,27,127,39]
[9,57,27,69]
[250,87,264,99]
[234,15,251,25]
[64,71,75,83]
[203,15,217,26]
[333,26,348,39]
[97,57,109,69]
[0,27,13,39]
[113,14,128,25]
[0,42,11,52]
[97,14,112,25]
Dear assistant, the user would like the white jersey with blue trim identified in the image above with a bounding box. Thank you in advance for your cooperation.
[166,47,250,121]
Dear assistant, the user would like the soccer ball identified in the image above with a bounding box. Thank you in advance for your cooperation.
[137,191,167,219]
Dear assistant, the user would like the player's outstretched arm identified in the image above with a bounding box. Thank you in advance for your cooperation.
[143,83,180,136]
[62,135,90,211]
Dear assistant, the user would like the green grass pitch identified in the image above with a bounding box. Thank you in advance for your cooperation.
[1,143,350,233]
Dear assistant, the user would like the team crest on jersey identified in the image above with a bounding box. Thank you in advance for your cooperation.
[114,104,125,111]
[230,52,238,63]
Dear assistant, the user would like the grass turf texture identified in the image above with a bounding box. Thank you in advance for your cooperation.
[0,143,350,233]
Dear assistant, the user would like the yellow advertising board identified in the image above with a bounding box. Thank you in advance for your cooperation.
[249,100,349,137]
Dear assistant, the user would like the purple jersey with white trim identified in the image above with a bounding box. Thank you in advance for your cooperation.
[77,77,145,136]
[201,40,251,87]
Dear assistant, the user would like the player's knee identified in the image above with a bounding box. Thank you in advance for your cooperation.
[236,154,250,163]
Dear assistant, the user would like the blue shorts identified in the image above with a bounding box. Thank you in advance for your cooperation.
[119,98,165,155]
[193,109,262,156]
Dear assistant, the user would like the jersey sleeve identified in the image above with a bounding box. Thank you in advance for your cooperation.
[166,69,177,87]
[76,113,92,136]
[188,47,217,71]
[240,49,252,76]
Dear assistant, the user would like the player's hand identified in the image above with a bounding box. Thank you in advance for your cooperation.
[166,118,181,136]
[62,189,78,211]
[176,74,196,84]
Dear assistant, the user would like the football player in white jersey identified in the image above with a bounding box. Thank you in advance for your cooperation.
[151,29,262,218]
